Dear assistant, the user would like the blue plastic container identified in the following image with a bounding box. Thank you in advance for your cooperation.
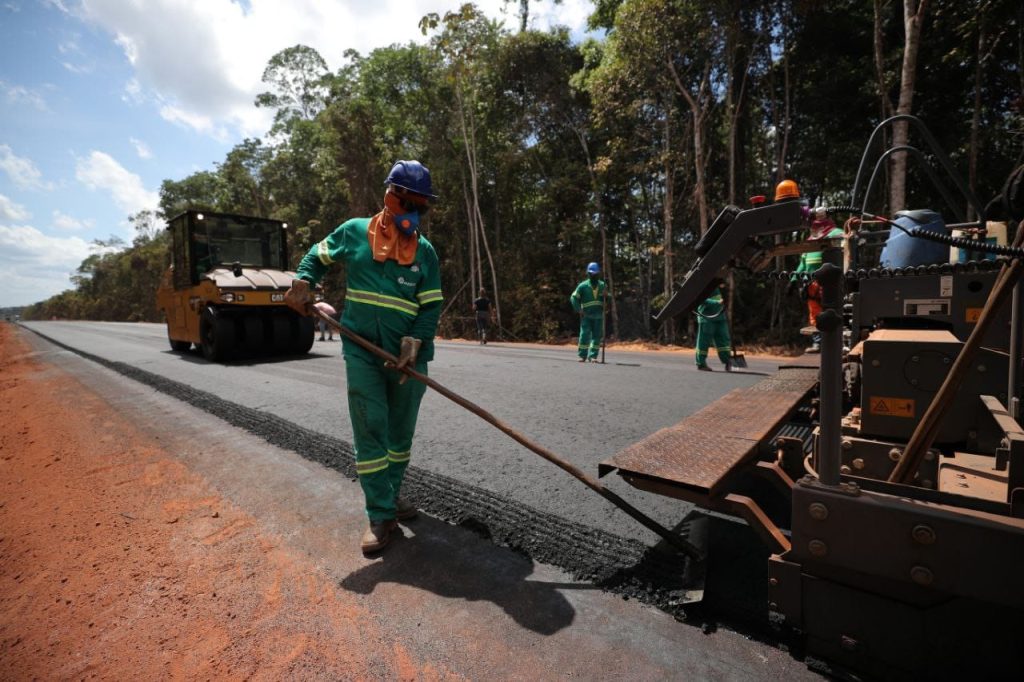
[879,209,948,268]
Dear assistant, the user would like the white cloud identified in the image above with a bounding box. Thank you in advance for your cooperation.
[0,223,93,306]
[0,194,31,221]
[129,136,152,159]
[1,80,48,111]
[159,104,227,141]
[61,60,94,74]
[0,144,53,190]
[75,150,159,216]
[78,0,592,139]
[122,77,144,105]
[52,209,94,231]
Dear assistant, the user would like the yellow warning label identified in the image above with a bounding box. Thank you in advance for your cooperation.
[869,396,915,418]
[966,307,982,323]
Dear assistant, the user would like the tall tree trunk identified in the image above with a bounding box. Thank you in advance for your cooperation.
[873,0,894,211]
[662,115,674,295]
[777,46,791,182]
[461,174,478,296]
[873,0,894,121]
[968,13,985,222]
[662,112,675,344]
[455,81,501,328]
[667,60,710,235]
[889,0,929,213]
[571,124,618,339]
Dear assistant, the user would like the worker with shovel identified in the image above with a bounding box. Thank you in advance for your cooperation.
[694,287,732,372]
[570,262,606,362]
[285,160,443,553]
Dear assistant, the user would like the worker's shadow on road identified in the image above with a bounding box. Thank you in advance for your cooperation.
[338,517,575,635]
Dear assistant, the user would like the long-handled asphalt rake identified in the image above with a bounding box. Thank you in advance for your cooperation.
[309,306,703,560]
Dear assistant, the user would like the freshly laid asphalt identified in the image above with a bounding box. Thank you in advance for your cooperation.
[18,321,818,678]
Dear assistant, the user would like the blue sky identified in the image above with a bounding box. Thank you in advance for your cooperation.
[0,0,594,307]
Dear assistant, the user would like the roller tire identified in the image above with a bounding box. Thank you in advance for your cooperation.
[291,316,315,355]
[199,309,235,362]
[242,314,265,353]
[271,314,292,353]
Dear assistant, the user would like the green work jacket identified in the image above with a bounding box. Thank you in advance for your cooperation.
[794,227,845,277]
[696,288,725,320]
[295,218,444,362]
[570,278,606,319]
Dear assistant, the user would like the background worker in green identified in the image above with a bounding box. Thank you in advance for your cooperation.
[791,215,845,353]
[694,287,732,371]
[570,262,606,362]
[285,160,443,554]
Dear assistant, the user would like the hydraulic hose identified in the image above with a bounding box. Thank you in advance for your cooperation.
[819,206,1024,260]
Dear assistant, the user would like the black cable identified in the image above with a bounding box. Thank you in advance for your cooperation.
[822,206,1024,260]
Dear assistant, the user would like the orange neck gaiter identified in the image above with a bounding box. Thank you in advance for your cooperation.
[367,193,419,265]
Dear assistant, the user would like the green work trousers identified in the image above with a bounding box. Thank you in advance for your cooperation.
[345,352,428,522]
[695,317,732,367]
[578,316,603,360]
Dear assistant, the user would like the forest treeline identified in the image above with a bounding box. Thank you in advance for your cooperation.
[24,0,1023,346]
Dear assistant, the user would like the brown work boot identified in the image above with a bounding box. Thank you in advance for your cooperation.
[360,520,397,553]
[395,497,418,521]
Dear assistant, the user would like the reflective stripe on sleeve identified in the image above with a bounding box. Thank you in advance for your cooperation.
[417,289,443,305]
[317,239,335,265]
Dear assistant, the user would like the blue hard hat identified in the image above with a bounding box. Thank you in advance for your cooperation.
[587,262,600,274]
[385,160,437,200]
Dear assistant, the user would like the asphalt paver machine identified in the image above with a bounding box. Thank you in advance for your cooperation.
[600,117,1024,679]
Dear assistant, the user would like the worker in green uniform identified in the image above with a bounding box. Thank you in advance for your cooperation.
[570,262,606,362]
[792,216,845,353]
[695,287,732,372]
[285,160,443,553]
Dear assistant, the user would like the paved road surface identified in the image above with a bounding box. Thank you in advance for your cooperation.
[22,321,779,542]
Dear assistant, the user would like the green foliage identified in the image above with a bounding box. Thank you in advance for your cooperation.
[27,0,1023,348]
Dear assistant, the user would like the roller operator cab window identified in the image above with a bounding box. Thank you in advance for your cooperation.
[192,215,286,279]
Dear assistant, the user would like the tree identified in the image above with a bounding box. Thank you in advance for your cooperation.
[216,139,270,216]
[422,4,505,329]
[255,45,331,132]
[159,172,222,218]
[888,0,929,213]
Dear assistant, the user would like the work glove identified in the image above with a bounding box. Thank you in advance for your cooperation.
[394,336,421,385]
[284,279,313,316]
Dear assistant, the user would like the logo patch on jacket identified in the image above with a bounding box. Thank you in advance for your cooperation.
[397,276,416,287]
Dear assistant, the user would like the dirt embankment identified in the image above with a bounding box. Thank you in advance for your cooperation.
[0,324,444,680]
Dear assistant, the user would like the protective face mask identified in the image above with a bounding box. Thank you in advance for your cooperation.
[393,210,420,236]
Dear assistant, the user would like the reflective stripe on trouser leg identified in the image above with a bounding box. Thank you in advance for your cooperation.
[712,318,732,363]
[578,318,593,358]
[346,354,427,522]
[586,317,603,359]
[695,318,712,366]
[384,359,427,499]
